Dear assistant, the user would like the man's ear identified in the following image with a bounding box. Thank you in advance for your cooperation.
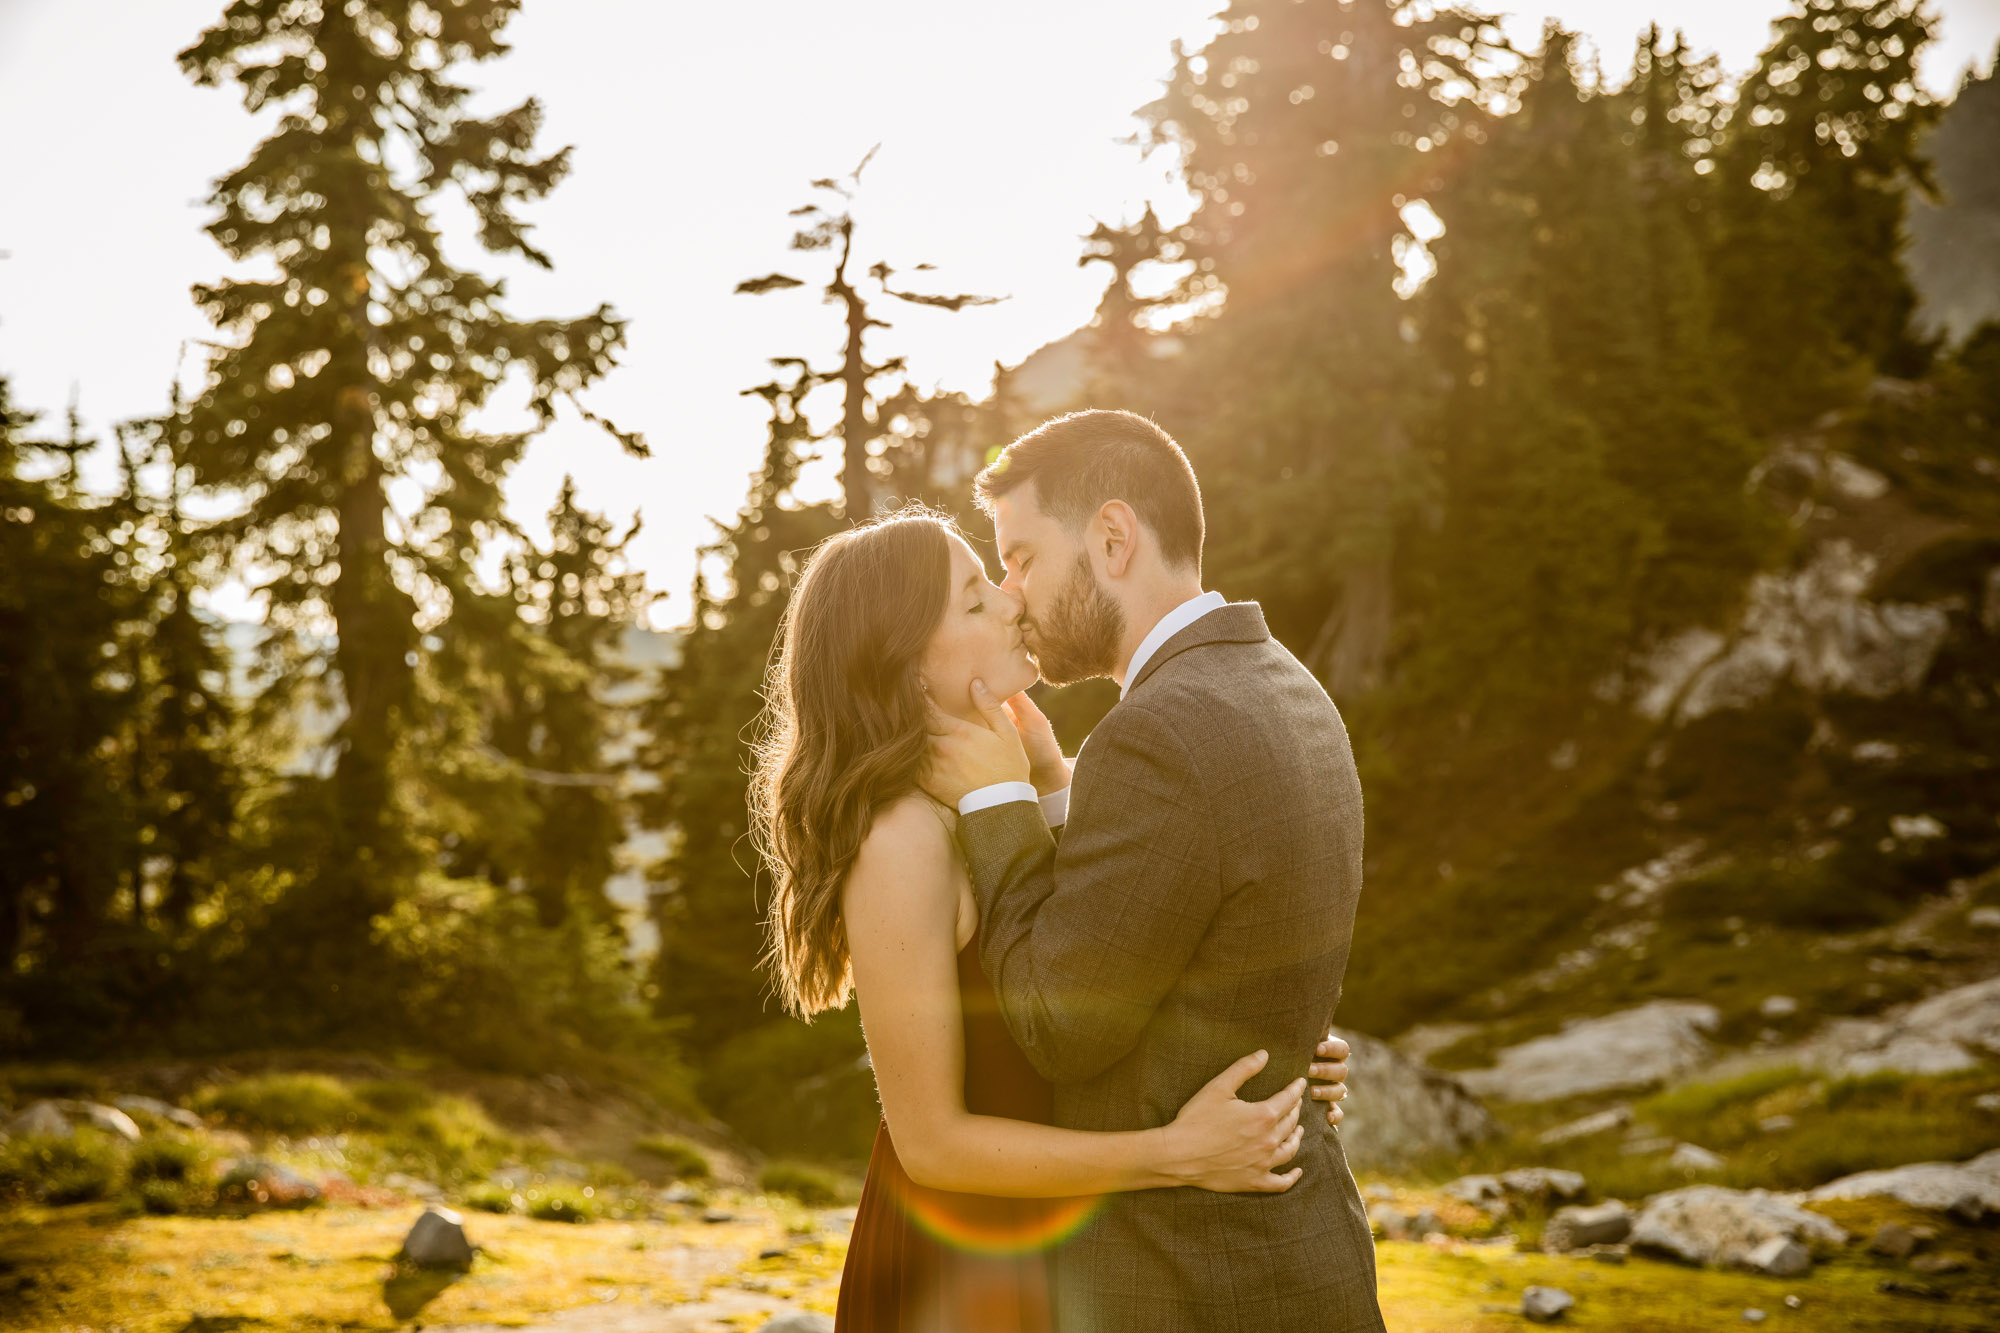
[1097,500,1139,578]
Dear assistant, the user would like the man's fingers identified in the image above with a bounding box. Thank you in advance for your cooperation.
[1317,1035,1350,1061]
[1008,689,1050,729]
[1325,1102,1344,1127]
[1309,1060,1348,1083]
[1309,1080,1347,1101]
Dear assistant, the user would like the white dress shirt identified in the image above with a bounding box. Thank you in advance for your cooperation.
[957,590,1227,824]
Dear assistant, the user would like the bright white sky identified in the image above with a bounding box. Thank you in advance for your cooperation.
[3,1,1996,628]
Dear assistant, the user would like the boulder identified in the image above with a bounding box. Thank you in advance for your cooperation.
[1442,1174,1503,1207]
[1543,1200,1631,1252]
[1804,1149,2000,1219]
[1521,1286,1575,1323]
[1745,1236,1811,1277]
[1538,1106,1631,1146]
[1322,1028,1497,1170]
[1791,976,2000,1077]
[1368,1202,1411,1241]
[1629,1186,1847,1271]
[1867,1222,1922,1259]
[1459,1002,1719,1104]
[62,1101,141,1142]
[1644,541,1954,725]
[1670,1143,1726,1173]
[401,1204,474,1269]
[754,1315,835,1333]
[1499,1168,1587,1203]
[115,1095,205,1131]
[6,1101,71,1139]
[219,1158,321,1208]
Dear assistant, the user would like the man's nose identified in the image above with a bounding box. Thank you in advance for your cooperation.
[1001,585,1025,621]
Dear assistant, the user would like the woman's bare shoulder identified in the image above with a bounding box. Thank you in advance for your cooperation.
[851,793,956,883]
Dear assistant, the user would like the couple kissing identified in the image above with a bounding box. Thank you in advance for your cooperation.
[750,410,1384,1333]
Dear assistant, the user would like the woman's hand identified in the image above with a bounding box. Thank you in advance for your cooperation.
[1002,689,1071,797]
[1309,1034,1350,1127]
[1159,1049,1305,1193]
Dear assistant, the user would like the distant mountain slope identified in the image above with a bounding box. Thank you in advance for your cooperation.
[1909,56,2000,342]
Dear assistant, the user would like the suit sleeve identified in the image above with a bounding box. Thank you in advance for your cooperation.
[957,703,1218,1085]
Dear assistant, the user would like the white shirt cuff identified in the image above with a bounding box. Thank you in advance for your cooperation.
[957,781,1041,817]
[1039,786,1070,827]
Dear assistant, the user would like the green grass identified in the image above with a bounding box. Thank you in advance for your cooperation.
[193,1072,365,1136]
[757,1161,858,1208]
[635,1134,712,1181]
[0,1133,124,1205]
[461,1181,522,1214]
[523,1182,597,1223]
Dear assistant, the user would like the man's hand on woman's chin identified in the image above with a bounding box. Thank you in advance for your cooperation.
[922,679,1034,807]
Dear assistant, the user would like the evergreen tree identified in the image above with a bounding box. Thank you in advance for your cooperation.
[0,386,135,971]
[734,153,1000,519]
[113,400,239,936]
[1133,0,1511,696]
[176,0,642,1007]
[1711,0,1939,425]
[642,362,840,1049]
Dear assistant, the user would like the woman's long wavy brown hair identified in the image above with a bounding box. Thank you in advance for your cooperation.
[752,507,958,1016]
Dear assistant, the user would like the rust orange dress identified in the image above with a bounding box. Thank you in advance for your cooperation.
[835,941,1087,1333]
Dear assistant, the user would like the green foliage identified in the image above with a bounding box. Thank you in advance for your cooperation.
[701,1010,882,1163]
[194,1073,363,1136]
[174,0,642,1020]
[525,1182,596,1223]
[463,1181,522,1214]
[758,1160,858,1208]
[635,1135,712,1181]
[126,1134,211,1187]
[0,1133,124,1205]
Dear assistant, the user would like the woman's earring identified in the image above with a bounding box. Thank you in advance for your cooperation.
[919,680,930,694]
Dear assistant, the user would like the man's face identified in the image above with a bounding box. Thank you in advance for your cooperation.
[993,484,1125,687]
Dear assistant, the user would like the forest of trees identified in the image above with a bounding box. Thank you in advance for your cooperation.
[5,0,1997,1158]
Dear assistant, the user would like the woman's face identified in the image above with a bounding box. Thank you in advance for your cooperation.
[918,533,1037,720]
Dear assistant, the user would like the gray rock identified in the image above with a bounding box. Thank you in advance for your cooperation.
[219,1158,321,1208]
[1759,996,1799,1020]
[1499,1168,1587,1203]
[1458,1002,1719,1103]
[1543,1200,1632,1252]
[1910,1252,1968,1275]
[1369,1202,1412,1241]
[1671,1142,1726,1173]
[1521,1286,1575,1323]
[1969,907,2000,932]
[1321,1028,1497,1170]
[1629,1186,1847,1271]
[382,1172,443,1201]
[1868,1222,1920,1259]
[114,1095,205,1131]
[6,1101,71,1139]
[1745,1236,1811,1277]
[1743,1310,1767,1324]
[401,1204,474,1269]
[1804,1148,2000,1218]
[1649,541,1954,724]
[62,1101,141,1142]
[754,1315,835,1333]
[1442,1174,1503,1206]
[1538,1106,1631,1146]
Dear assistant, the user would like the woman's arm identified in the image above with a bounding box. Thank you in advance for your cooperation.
[845,796,1303,1199]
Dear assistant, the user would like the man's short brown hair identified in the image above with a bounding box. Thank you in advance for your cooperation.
[974,410,1204,570]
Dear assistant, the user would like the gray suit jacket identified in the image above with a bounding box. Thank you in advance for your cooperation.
[958,602,1383,1333]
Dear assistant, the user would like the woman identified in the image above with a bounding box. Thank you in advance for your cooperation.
[751,508,1348,1333]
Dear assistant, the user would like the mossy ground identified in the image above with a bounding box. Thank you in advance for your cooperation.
[6,1194,1998,1332]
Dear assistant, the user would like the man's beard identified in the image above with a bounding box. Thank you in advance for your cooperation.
[1025,554,1125,686]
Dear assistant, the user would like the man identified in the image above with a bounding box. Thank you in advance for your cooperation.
[925,409,1384,1333]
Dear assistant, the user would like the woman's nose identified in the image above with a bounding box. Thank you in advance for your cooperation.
[1001,586,1025,622]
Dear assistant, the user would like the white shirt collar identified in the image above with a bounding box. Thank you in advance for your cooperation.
[1120,591,1227,698]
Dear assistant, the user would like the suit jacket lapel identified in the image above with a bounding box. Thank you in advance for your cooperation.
[1125,602,1271,697]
